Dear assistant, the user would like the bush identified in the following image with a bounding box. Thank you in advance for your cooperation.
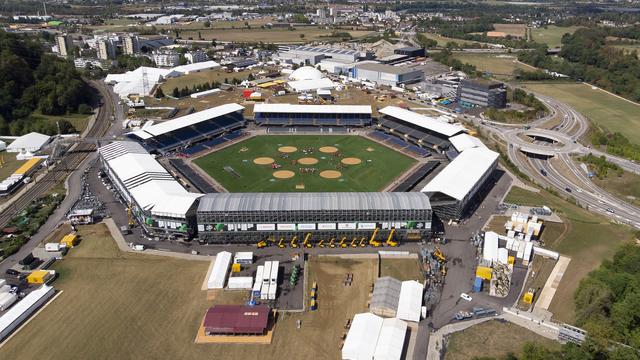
[78,103,93,114]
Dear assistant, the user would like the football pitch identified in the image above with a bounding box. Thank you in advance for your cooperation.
[192,135,417,192]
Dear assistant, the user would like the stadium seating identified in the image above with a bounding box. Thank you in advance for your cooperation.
[182,144,207,155]
[201,137,228,149]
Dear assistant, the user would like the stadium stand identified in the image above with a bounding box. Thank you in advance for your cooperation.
[169,159,218,193]
[392,161,440,192]
[254,104,372,127]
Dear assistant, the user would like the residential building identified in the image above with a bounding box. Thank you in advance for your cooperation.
[123,35,140,55]
[185,50,208,64]
[456,79,507,108]
[56,34,74,57]
[97,39,116,60]
[153,50,180,67]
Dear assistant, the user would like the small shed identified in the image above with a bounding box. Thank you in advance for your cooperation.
[26,270,54,284]
[203,305,270,336]
[60,233,78,248]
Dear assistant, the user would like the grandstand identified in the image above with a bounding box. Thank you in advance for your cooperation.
[392,161,440,192]
[196,192,432,243]
[377,106,466,152]
[370,131,431,158]
[421,147,499,220]
[253,104,372,127]
[126,104,245,154]
[181,130,246,156]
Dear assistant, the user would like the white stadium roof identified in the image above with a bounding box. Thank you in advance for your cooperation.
[253,103,371,115]
[396,280,423,323]
[342,313,383,360]
[449,133,486,153]
[374,318,408,360]
[379,106,466,138]
[5,132,50,153]
[421,147,499,201]
[130,103,244,140]
[98,141,202,218]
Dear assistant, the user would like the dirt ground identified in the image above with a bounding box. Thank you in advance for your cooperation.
[379,258,424,281]
[0,226,377,360]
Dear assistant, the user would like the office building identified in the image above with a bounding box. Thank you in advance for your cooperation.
[456,79,507,108]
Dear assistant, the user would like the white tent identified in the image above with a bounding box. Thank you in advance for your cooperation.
[483,231,499,263]
[374,318,408,360]
[342,313,383,360]
[207,251,232,289]
[0,140,6,152]
[288,78,335,93]
[6,133,51,153]
[396,281,423,322]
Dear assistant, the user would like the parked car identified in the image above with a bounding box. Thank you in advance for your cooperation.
[5,268,20,276]
[460,293,473,302]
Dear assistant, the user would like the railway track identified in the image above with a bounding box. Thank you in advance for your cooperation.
[0,80,114,228]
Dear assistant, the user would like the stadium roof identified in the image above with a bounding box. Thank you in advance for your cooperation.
[253,103,371,115]
[449,133,487,153]
[396,280,423,322]
[98,141,202,218]
[374,318,408,360]
[130,103,244,140]
[342,313,383,360]
[379,106,466,138]
[198,192,431,213]
[421,147,499,201]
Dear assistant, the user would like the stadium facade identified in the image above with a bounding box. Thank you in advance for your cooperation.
[253,104,372,127]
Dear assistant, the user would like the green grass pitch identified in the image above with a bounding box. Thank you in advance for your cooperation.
[193,135,417,192]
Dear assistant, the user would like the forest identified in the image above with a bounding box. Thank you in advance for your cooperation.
[0,30,93,135]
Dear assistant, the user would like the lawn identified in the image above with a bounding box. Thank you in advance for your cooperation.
[0,152,25,180]
[0,223,377,360]
[180,28,373,43]
[159,69,253,94]
[193,135,417,192]
[503,186,635,323]
[420,33,488,48]
[379,258,423,281]
[493,23,527,38]
[519,82,640,144]
[531,26,583,48]
[591,169,640,207]
[452,53,532,79]
[444,320,561,360]
[30,111,92,133]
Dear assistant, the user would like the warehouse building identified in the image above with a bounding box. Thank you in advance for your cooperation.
[421,147,499,220]
[352,63,424,87]
[98,141,202,239]
[377,106,465,151]
[196,192,432,243]
[277,46,362,65]
[126,103,245,153]
[253,104,372,127]
[6,132,51,153]
[203,305,270,336]
[456,79,507,109]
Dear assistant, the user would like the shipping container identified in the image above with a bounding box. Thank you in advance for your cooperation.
[473,277,483,292]
[253,266,264,297]
[0,292,17,311]
[227,276,254,290]
[61,234,78,248]
[233,252,253,265]
[270,261,279,286]
[262,262,272,285]
[26,270,54,284]
[260,283,270,300]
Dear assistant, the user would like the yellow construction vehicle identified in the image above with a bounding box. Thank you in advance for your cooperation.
[290,236,299,248]
[433,247,446,263]
[302,233,313,248]
[386,228,398,247]
[369,228,382,247]
[127,203,135,227]
[359,237,366,247]
[317,239,325,248]
[339,236,348,248]
[277,238,286,248]
[329,238,336,248]
[350,237,357,247]
[256,240,268,248]
[523,288,535,304]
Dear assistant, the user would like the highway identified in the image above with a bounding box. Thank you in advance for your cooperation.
[475,91,640,229]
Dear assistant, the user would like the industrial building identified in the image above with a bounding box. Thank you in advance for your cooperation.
[98,141,202,239]
[196,192,432,243]
[394,46,426,58]
[456,79,507,109]
[126,103,245,153]
[277,46,362,65]
[352,63,424,87]
[203,305,270,336]
[422,147,499,220]
[377,106,465,151]
[253,104,372,127]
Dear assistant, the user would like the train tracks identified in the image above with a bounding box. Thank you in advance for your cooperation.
[0,81,113,228]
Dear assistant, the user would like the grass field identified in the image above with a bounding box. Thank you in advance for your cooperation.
[159,69,253,93]
[30,111,92,133]
[0,224,377,359]
[420,33,488,48]
[193,135,416,192]
[0,152,25,180]
[493,23,527,38]
[452,53,532,79]
[519,82,640,144]
[504,186,635,323]
[444,320,561,360]
[531,26,583,48]
[180,28,373,43]
[591,169,640,207]
[379,258,423,281]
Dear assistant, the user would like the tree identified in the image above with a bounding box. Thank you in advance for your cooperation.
[172,87,179,98]
[204,21,211,28]
[78,103,92,114]
[300,33,305,39]
[155,87,164,99]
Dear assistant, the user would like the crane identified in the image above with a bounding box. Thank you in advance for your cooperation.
[339,236,348,248]
[290,235,299,248]
[386,228,398,247]
[369,228,381,247]
[350,237,357,247]
[303,233,313,248]
[277,238,286,248]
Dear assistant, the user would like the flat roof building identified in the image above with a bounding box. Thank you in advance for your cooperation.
[394,46,426,57]
[456,79,507,109]
[6,132,51,153]
[422,147,499,220]
[203,305,270,336]
[353,63,424,87]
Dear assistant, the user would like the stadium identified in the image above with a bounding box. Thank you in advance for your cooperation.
[98,102,499,243]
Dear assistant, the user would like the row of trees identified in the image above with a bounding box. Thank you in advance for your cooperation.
[484,88,548,124]
[579,153,623,178]
[0,30,93,135]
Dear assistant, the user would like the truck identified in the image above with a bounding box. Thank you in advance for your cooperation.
[268,283,277,300]
[253,265,264,298]
[260,283,270,300]
[44,243,61,252]
[262,262,272,285]
[269,261,279,286]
